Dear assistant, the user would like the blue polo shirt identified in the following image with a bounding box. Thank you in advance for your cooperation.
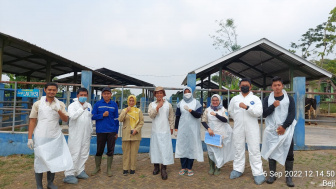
[92,99,119,133]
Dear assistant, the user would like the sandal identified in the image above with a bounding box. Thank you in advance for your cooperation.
[179,169,187,176]
[187,170,194,176]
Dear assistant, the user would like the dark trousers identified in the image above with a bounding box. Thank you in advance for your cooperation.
[96,132,117,157]
[286,138,294,161]
[180,158,194,170]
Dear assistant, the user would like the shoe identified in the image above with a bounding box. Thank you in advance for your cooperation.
[208,156,215,175]
[266,159,277,184]
[161,164,168,180]
[91,156,102,176]
[230,170,243,179]
[153,164,160,175]
[35,173,43,189]
[179,169,187,176]
[47,171,58,189]
[214,167,221,176]
[63,175,78,184]
[254,175,266,185]
[130,170,135,174]
[107,156,113,177]
[123,170,129,176]
[77,171,89,179]
[285,161,295,187]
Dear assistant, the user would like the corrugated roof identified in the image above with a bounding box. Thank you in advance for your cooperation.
[182,38,333,88]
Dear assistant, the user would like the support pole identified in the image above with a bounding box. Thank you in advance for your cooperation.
[293,77,305,149]
[73,71,78,92]
[46,61,51,82]
[81,70,92,104]
[290,66,294,91]
[219,66,223,95]
[0,41,3,81]
[187,73,196,93]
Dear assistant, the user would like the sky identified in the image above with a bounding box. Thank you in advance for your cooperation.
[1,0,335,97]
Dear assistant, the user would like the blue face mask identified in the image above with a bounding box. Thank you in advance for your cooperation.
[78,97,87,103]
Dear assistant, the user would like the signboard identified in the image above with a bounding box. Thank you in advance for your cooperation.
[17,89,39,98]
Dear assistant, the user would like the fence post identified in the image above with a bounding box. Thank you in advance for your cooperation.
[21,97,28,131]
[81,70,92,104]
[293,77,305,149]
[12,82,17,133]
[0,83,4,128]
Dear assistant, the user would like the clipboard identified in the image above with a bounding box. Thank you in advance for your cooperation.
[204,132,222,148]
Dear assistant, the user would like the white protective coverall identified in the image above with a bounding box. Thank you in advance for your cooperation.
[206,106,235,168]
[228,92,264,176]
[149,100,174,165]
[175,98,204,162]
[34,96,73,173]
[261,90,297,165]
[64,98,93,177]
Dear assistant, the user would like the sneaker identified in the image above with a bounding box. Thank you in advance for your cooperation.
[130,170,135,174]
[123,170,129,176]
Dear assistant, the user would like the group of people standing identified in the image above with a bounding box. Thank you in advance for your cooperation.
[27,75,296,188]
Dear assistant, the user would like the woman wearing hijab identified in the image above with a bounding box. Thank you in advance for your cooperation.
[201,94,235,176]
[175,87,204,177]
[118,95,144,176]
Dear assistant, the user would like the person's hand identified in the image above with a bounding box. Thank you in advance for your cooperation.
[27,139,34,150]
[51,103,60,112]
[208,128,215,136]
[103,111,109,117]
[126,106,131,112]
[132,130,138,135]
[174,129,178,137]
[156,100,164,111]
[276,126,285,135]
[183,105,189,111]
[170,129,173,135]
[210,111,216,116]
[273,100,280,108]
[115,134,118,139]
[82,103,88,110]
[239,102,247,109]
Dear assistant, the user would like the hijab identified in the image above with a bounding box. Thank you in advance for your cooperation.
[124,95,139,129]
[210,94,223,111]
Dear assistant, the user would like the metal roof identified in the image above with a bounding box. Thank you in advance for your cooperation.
[57,68,154,87]
[0,32,119,83]
[182,38,333,88]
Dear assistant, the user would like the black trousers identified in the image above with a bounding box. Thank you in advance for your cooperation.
[96,132,117,157]
[286,138,294,161]
[180,158,194,170]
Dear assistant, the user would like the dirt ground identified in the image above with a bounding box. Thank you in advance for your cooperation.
[1,150,336,189]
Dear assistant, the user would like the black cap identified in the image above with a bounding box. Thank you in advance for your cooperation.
[101,87,111,93]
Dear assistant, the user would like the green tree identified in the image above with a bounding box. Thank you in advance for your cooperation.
[291,7,336,64]
[210,18,241,56]
[209,18,242,90]
[111,89,132,99]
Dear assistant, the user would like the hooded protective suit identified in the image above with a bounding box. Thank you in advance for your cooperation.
[204,94,235,168]
[64,98,93,177]
[228,92,264,176]
[175,87,204,162]
[261,90,296,165]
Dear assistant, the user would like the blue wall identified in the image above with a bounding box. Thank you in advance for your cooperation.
[0,133,208,156]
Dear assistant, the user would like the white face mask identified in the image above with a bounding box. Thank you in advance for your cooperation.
[184,93,192,99]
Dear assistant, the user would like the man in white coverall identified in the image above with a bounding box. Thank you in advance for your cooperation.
[27,82,73,189]
[64,88,93,184]
[228,78,265,185]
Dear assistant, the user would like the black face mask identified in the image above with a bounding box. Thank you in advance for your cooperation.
[241,86,250,94]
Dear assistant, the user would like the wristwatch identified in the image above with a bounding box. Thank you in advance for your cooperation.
[246,106,250,110]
